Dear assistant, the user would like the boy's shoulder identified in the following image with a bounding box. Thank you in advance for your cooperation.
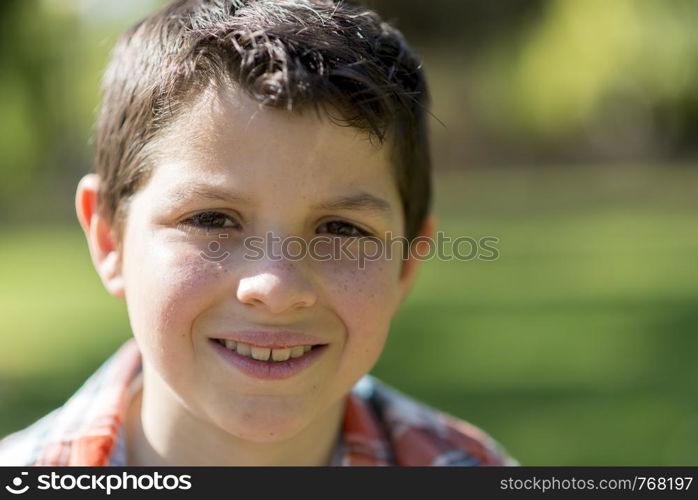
[0,408,62,466]
[0,339,142,466]
[347,376,517,466]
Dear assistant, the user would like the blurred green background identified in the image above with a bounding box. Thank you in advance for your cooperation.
[1,0,697,465]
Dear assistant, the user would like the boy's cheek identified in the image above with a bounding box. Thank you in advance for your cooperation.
[318,258,399,364]
[123,252,221,386]
[124,245,224,338]
[127,236,224,288]
[318,257,402,314]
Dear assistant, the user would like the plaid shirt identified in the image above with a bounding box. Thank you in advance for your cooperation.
[0,339,516,466]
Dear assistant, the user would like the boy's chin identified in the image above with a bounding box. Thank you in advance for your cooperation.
[208,401,319,444]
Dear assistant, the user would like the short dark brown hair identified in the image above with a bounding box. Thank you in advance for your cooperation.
[95,0,431,245]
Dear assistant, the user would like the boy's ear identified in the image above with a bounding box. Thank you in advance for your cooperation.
[75,173,125,299]
[397,213,438,304]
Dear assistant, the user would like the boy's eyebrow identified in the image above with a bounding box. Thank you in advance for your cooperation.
[311,192,393,216]
[169,185,251,205]
[169,184,394,217]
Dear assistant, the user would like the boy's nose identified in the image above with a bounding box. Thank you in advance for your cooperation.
[236,262,317,314]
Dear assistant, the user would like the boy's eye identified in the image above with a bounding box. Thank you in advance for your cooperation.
[179,211,240,232]
[317,220,370,238]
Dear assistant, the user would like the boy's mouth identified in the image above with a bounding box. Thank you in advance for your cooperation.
[212,338,318,363]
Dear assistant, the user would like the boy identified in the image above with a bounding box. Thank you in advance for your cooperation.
[0,0,514,466]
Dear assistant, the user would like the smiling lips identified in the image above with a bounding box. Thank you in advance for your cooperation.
[210,330,327,364]
[214,338,314,362]
[209,332,328,380]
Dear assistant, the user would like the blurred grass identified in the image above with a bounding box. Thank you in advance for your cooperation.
[1,166,698,465]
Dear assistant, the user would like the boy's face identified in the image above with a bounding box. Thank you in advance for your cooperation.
[79,86,432,443]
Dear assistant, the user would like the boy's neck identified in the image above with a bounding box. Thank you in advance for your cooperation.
[124,364,345,466]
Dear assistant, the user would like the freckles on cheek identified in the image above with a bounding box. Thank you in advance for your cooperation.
[321,259,399,381]
[323,258,399,335]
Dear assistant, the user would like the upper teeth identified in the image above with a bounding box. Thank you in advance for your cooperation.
[221,339,314,362]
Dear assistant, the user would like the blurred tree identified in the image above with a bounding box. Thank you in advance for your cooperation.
[0,0,88,220]
[475,0,698,160]
[1,0,46,201]
[367,0,545,51]
[0,0,123,223]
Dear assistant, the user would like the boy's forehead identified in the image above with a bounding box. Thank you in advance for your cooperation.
[159,85,383,158]
[147,86,400,204]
